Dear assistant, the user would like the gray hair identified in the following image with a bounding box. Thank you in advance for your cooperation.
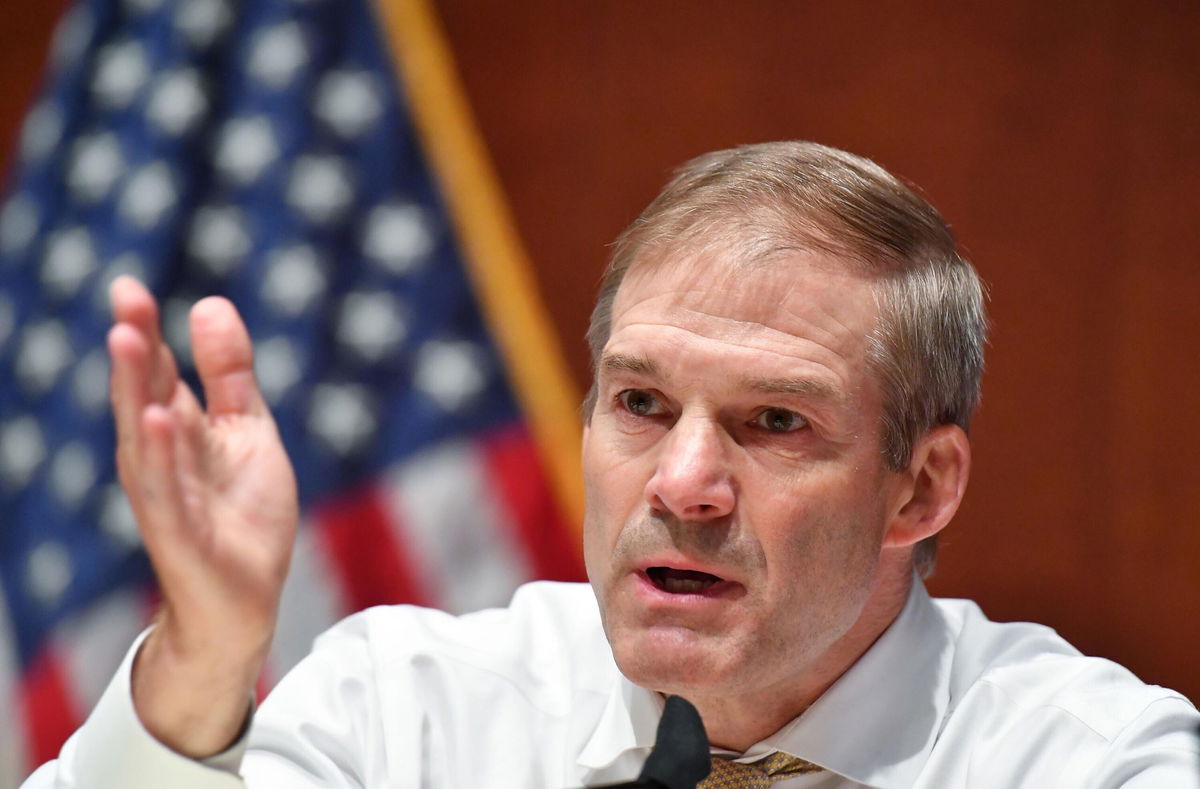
[584,141,987,576]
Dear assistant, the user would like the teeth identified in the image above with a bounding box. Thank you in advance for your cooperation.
[661,576,716,594]
[648,567,722,594]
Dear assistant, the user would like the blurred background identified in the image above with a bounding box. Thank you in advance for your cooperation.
[0,0,1198,784]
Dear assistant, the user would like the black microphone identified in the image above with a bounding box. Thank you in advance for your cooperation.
[592,695,711,789]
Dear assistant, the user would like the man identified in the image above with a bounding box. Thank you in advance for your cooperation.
[22,142,1200,787]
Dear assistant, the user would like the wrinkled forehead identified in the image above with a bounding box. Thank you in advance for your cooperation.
[611,242,882,339]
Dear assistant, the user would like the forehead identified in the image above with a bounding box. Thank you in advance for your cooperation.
[608,248,881,362]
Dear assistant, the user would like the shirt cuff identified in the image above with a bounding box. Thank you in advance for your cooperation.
[73,627,250,789]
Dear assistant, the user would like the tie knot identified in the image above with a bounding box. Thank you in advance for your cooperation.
[698,752,823,788]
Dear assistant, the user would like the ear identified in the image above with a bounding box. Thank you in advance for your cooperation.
[882,424,971,549]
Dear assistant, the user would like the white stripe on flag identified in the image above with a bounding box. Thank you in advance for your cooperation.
[382,438,531,614]
[269,518,345,679]
[0,585,29,787]
[53,589,151,718]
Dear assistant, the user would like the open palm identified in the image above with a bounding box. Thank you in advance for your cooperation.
[108,275,298,755]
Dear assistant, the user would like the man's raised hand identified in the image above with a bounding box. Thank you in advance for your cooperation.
[107,276,298,758]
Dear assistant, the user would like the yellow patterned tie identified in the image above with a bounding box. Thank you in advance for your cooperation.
[697,752,823,788]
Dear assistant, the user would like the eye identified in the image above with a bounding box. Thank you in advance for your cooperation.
[752,408,807,433]
[617,389,665,417]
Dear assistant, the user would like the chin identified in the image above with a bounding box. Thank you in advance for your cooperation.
[608,625,742,695]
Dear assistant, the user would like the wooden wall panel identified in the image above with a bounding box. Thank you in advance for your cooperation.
[433,0,1200,701]
[2,0,1197,701]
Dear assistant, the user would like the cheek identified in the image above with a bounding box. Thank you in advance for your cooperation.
[581,454,632,586]
[759,505,883,651]
[758,475,887,580]
[580,470,608,582]
[582,430,649,525]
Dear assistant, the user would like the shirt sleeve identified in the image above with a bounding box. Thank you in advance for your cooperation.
[19,611,394,789]
[18,628,248,789]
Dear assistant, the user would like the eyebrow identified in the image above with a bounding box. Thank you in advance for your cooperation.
[600,352,843,404]
[599,352,660,378]
[738,375,845,405]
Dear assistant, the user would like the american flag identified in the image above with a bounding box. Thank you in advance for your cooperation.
[0,0,586,784]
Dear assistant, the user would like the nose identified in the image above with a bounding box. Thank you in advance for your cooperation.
[644,413,735,521]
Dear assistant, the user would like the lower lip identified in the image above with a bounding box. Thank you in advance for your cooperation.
[632,571,742,607]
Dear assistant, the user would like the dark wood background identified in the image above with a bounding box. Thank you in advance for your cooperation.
[3,1,1198,702]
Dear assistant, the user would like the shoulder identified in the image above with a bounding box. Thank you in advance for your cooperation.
[934,597,1191,729]
[930,597,1199,782]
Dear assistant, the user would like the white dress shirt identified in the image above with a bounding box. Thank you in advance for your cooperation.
[21,580,1200,788]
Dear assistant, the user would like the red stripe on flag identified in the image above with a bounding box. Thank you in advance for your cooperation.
[313,483,434,611]
[481,424,586,582]
[20,648,80,768]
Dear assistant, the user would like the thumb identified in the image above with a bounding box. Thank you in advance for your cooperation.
[190,297,267,417]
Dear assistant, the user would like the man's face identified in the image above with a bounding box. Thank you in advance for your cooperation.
[582,248,905,705]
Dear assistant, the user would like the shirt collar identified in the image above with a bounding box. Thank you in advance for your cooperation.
[577,580,953,789]
[577,670,662,770]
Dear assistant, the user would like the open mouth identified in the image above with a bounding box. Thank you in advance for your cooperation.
[646,566,725,594]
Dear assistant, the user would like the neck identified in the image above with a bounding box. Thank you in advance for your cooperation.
[690,555,915,751]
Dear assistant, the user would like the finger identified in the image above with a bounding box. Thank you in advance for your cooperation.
[190,297,268,418]
[108,321,154,474]
[110,275,159,336]
[134,403,196,566]
[110,275,179,404]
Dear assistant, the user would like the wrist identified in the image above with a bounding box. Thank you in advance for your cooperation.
[131,624,263,759]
